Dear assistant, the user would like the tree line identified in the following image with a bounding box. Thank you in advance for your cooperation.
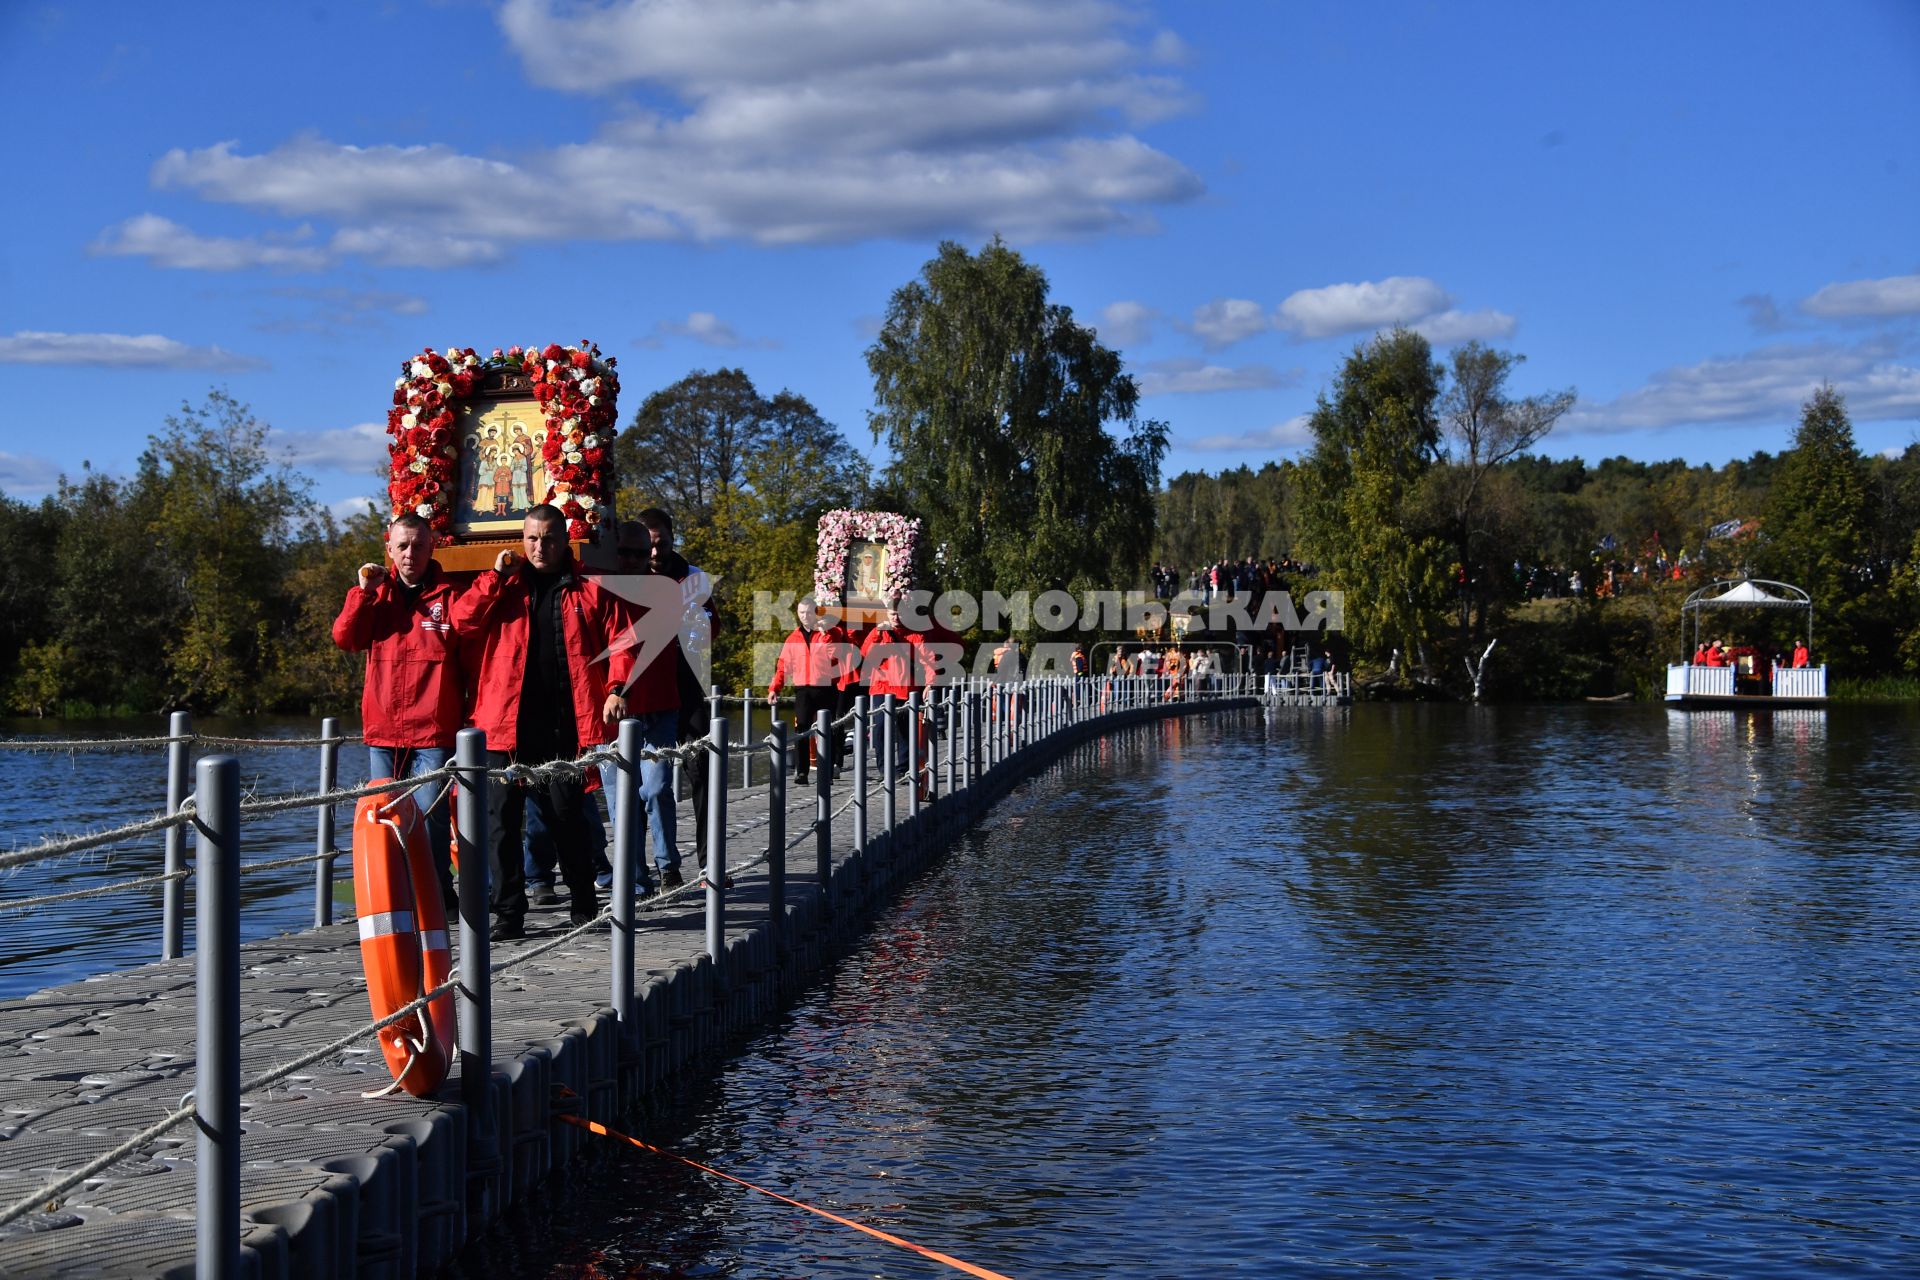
[0,240,1168,717]
[1157,328,1920,689]
[6,244,1915,717]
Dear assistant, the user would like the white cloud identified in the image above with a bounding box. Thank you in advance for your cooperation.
[0,452,65,496]
[642,311,775,349]
[1412,308,1516,345]
[1187,298,1270,350]
[268,421,388,471]
[0,330,265,371]
[1190,414,1314,452]
[1565,338,1920,434]
[140,1,1200,257]
[327,495,384,523]
[1801,272,1920,319]
[1137,358,1294,396]
[328,225,507,268]
[91,213,329,272]
[268,286,428,317]
[257,286,430,335]
[1098,300,1155,347]
[1275,276,1454,340]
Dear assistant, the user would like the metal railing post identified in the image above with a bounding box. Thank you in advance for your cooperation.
[882,696,898,861]
[905,692,920,836]
[944,689,957,809]
[453,728,497,1185]
[852,694,869,858]
[194,754,240,1280]
[966,691,981,798]
[740,687,752,791]
[313,716,340,929]
[705,717,728,971]
[814,711,832,898]
[610,718,641,1044]
[767,725,786,954]
[162,710,191,960]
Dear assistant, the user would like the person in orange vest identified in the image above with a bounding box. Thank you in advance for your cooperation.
[1792,640,1810,669]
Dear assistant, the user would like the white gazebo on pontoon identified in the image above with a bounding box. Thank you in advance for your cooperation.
[1665,578,1826,705]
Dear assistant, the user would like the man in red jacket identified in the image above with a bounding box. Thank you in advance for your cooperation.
[331,513,462,912]
[454,505,637,939]
[768,596,854,783]
[860,600,919,771]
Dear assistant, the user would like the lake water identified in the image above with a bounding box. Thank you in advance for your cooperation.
[0,705,790,997]
[456,703,1920,1279]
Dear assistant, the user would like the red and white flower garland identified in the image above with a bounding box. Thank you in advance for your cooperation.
[387,340,620,541]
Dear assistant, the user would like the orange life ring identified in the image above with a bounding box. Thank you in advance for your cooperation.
[352,783,457,1098]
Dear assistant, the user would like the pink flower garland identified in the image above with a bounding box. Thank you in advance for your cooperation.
[815,509,922,604]
[387,341,620,541]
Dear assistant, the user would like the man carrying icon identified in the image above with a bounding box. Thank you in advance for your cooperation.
[331,513,464,913]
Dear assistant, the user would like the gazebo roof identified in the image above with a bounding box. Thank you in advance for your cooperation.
[1682,579,1811,612]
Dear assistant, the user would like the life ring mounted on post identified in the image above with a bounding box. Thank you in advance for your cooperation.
[351,782,458,1099]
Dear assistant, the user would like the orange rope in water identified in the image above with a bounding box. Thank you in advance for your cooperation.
[558,1112,1017,1280]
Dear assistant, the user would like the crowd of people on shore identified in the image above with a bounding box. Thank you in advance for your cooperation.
[1150,556,1311,603]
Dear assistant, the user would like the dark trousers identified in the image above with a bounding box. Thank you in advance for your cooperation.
[678,696,710,866]
[485,749,598,924]
[793,685,837,779]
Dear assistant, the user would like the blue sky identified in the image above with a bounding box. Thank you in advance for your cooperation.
[3,0,1917,520]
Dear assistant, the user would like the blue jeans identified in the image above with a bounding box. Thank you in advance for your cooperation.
[633,710,680,876]
[367,745,454,906]
[525,790,611,888]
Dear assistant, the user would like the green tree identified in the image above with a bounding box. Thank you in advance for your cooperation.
[1426,343,1573,639]
[262,504,386,712]
[615,371,867,689]
[1762,387,1866,595]
[41,467,179,713]
[138,392,318,710]
[867,238,1167,604]
[0,495,64,710]
[1761,385,1868,666]
[1299,328,1449,671]
[616,369,866,530]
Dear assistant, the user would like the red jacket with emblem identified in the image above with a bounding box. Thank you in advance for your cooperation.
[860,624,921,697]
[331,564,465,748]
[769,624,857,693]
[453,565,639,754]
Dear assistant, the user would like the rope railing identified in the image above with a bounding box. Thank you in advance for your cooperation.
[0,805,200,872]
[237,769,459,818]
[0,735,189,753]
[0,868,190,914]
[190,733,363,749]
[0,731,365,754]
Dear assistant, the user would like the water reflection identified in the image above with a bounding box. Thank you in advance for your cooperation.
[468,704,1920,1279]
